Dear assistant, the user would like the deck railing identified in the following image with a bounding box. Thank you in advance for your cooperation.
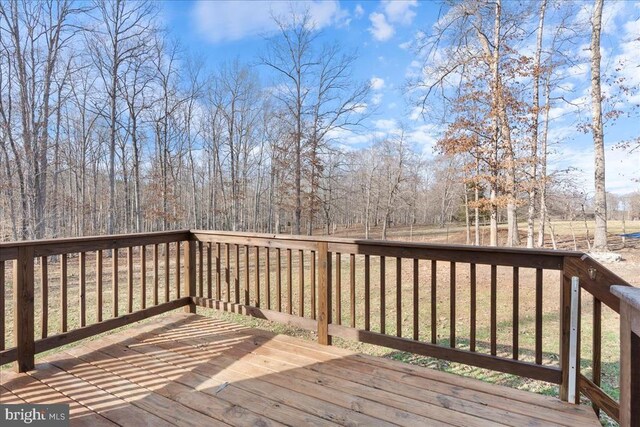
[1,230,636,424]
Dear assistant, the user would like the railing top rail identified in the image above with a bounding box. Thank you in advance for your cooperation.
[0,230,191,261]
[190,229,585,258]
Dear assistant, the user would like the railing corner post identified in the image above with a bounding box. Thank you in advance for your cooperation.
[560,270,581,403]
[183,239,196,314]
[317,241,332,346]
[14,245,35,373]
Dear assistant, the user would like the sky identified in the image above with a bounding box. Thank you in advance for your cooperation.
[161,0,640,196]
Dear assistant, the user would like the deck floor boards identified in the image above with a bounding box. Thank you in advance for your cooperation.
[1,313,601,426]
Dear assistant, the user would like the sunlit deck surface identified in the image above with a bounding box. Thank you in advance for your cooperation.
[0,313,600,426]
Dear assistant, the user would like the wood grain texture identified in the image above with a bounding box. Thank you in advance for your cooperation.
[13,246,34,372]
[317,242,331,345]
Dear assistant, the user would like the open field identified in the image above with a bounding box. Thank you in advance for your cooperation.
[2,221,638,426]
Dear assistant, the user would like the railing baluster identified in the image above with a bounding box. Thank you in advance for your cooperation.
[141,246,146,309]
[175,242,181,299]
[199,241,204,298]
[396,257,402,338]
[207,242,212,298]
[215,242,221,300]
[80,252,86,326]
[1,261,5,349]
[592,296,602,416]
[298,249,304,317]
[311,250,316,319]
[450,261,456,348]
[244,245,250,305]
[535,268,543,364]
[254,246,260,307]
[96,250,103,322]
[490,265,497,356]
[413,258,418,341]
[276,248,282,311]
[470,263,476,352]
[335,252,341,325]
[234,244,240,304]
[61,253,68,331]
[164,243,170,303]
[41,257,48,339]
[365,254,370,331]
[350,254,356,328]
[380,255,385,334]
[225,243,230,302]
[288,248,293,315]
[127,247,133,313]
[513,266,519,360]
[317,242,331,346]
[265,247,271,310]
[431,260,437,344]
[152,244,158,306]
[113,249,119,317]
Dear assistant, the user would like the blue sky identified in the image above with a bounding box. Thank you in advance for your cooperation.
[161,0,640,195]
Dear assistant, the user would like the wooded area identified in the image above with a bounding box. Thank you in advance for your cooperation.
[0,0,638,246]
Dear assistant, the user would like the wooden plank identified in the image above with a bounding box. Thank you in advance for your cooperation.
[298,249,304,317]
[578,374,619,422]
[396,257,401,338]
[164,242,170,302]
[80,252,86,326]
[127,247,133,313]
[335,252,341,325]
[207,242,212,298]
[175,241,181,298]
[183,240,196,313]
[350,254,356,328]
[559,270,571,401]
[61,253,68,331]
[470,263,476,352]
[41,257,48,339]
[380,256,386,334]
[317,242,331,345]
[450,262,456,348]
[34,298,190,354]
[13,245,34,372]
[328,324,562,384]
[193,297,317,332]
[287,248,292,314]
[244,245,250,305]
[276,248,282,311]
[413,258,418,340]
[96,250,103,322]
[141,245,147,309]
[490,265,497,356]
[153,244,159,306]
[513,266,519,360]
[535,268,543,364]
[431,260,437,344]
[365,254,370,331]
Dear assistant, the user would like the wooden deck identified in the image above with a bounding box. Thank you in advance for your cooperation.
[1,313,600,426]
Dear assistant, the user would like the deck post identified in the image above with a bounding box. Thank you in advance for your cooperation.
[184,239,196,313]
[560,265,581,402]
[317,241,332,345]
[611,286,640,427]
[567,276,580,403]
[13,245,35,372]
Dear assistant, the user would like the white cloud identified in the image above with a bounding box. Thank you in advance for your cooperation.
[192,0,348,43]
[372,93,383,105]
[370,76,385,90]
[373,118,397,130]
[369,12,394,41]
[354,4,365,19]
[382,0,418,26]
